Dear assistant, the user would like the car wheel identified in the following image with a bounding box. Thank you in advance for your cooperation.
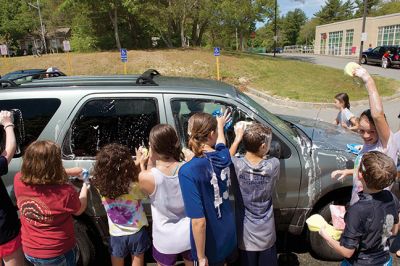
[382,58,390,68]
[74,220,96,266]
[360,56,367,64]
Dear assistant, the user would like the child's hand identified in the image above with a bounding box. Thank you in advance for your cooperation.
[341,122,348,129]
[353,67,371,83]
[0,110,13,126]
[318,225,330,240]
[331,170,347,181]
[216,108,232,128]
[234,125,245,142]
[66,167,83,177]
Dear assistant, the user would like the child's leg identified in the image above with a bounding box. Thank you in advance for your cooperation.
[111,256,125,266]
[239,249,258,266]
[182,250,194,266]
[131,253,144,266]
[2,247,24,266]
[258,244,278,266]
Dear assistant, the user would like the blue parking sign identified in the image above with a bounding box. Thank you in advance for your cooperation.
[120,48,128,62]
[214,47,220,56]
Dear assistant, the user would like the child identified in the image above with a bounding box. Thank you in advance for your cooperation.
[331,67,398,205]
[178,112,237,266]
[320,151,399,266]
[138,124,192,266]
[333,92,358,131]
[92,143,150,266]
[0,111,24,266]
[13,140,89,266]
[229,122,280,266]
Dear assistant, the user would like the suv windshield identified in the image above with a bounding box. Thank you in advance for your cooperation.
[236,91,298,141]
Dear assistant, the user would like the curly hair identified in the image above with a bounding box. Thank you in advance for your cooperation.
[92,143,139,199]
[188,112,217,157]
[21,140,68,185]
[150,124,183,161]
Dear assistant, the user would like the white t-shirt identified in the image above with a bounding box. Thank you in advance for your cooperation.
[149,167,191,254]
[350,132,399,205]
[395,131,400,156]
[337,108,355,128]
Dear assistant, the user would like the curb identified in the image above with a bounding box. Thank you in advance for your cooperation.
[246,87,400,109]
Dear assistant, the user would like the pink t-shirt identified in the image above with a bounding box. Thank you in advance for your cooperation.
[14,172,81,258]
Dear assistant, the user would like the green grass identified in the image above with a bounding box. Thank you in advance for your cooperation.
[1,49,398,102]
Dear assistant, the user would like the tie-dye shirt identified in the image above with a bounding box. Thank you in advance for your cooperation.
[101,183,148,236]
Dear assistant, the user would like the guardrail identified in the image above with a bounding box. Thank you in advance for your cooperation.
[283,45,314,54]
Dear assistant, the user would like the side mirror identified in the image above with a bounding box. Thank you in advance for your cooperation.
[269,140,282,159]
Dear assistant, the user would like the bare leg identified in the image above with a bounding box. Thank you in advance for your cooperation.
[184,258,194,266]
[3,247,24,266]
[111,256,125,266]
[131,253,144,266]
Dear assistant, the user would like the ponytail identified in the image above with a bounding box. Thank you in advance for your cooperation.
[187,113,217,157]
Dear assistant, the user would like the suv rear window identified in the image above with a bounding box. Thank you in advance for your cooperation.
[63,98,159,158]
[0,99,61,157]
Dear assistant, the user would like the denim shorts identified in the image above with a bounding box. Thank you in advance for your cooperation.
[341,256,392,266]
[24,245,78,266]
[109,227,151,258]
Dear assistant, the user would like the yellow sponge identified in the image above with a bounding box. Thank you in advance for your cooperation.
[344,62,360,77]
[306,214,343,241]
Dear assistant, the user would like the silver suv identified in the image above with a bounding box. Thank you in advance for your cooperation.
[0,70,361,264]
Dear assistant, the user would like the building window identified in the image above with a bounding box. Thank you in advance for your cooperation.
[377,25,400,46]
[344,29,354,55]
[328,31,343,56]
[320,33,327,55]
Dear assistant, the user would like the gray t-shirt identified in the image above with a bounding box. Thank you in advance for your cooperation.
[231,156,280,251]
[337,108,355,128]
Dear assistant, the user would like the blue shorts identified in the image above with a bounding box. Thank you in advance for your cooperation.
[25,245,78,266]
[341,256,392,266]
[109,227,151,258]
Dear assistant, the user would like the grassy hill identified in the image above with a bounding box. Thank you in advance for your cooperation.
[1,49,398,102]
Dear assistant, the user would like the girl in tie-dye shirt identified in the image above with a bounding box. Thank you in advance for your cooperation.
[93,144,150,266]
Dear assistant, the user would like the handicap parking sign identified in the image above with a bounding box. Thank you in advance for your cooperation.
[214,47,220,56]
[120,48,128,62]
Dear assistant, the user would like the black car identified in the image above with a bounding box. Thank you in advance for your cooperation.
[0,69,66,85]
[361,45,400,68]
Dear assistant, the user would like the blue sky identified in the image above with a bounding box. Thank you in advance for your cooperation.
[280,0,326,18]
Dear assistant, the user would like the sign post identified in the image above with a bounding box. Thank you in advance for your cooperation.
[63,40,73,75]
[0,45,9,71]
[120,48,128,75]
[214,47,221,81]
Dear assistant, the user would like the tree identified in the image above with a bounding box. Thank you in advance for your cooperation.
[353,0,379,17]
[298,18,320,45]
[370,0,400,16]
[281,8,307,45]
[315,0,354,24]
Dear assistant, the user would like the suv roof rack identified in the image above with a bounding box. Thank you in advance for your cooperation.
[136,69,160,85]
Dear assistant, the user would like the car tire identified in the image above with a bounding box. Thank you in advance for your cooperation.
[74,220,96,266]
[382,58,390,68]
[360,56,367,64]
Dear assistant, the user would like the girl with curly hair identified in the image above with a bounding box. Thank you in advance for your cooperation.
[13,140,89,266]
[92,143,150,266]
[138,124,192,266]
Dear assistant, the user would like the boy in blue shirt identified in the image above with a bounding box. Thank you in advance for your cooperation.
[319,151,399,266]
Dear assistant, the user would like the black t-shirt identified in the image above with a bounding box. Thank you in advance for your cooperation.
[340,190,399,265]
[0,156,20,244]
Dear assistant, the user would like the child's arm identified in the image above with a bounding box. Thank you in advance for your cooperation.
[331,169,353,181]
[192,217,208,266]
[65,167,83,176]
[74,183,89,216]
[138,171,155,195]
[229,126,244,156]
[215,109,231,146]
[0,111,16,163]
[319,227,355,258]
[348,117,359,132]
[354,67,390,148]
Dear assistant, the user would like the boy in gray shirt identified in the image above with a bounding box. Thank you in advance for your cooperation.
[229,122,280,266]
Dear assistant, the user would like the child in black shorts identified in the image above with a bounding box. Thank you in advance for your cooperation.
[319,151,399,266]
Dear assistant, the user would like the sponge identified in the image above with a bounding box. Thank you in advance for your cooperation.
[344,62,360,77]
[306,214,343,241]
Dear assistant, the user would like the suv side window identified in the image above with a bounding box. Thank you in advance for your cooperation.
[62,98,159,158]
[0,99,61,157]
[171,98,291,159]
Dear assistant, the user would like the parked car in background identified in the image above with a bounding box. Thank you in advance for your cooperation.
[361,45,400,68]
[0,69,66,85]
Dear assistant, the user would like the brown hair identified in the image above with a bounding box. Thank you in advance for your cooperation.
[359,151,396,190]
[335,93,350,109]
[188,113,217,157]
[92,143,138,199]
[150,124,183,161]
[21,140,68,185]
[243,123,272,153]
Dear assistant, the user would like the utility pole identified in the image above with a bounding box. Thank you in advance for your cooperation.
[273,0,277,57]
[358,0,367,64]
[236,27,238,51]
[28,0,47,54]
